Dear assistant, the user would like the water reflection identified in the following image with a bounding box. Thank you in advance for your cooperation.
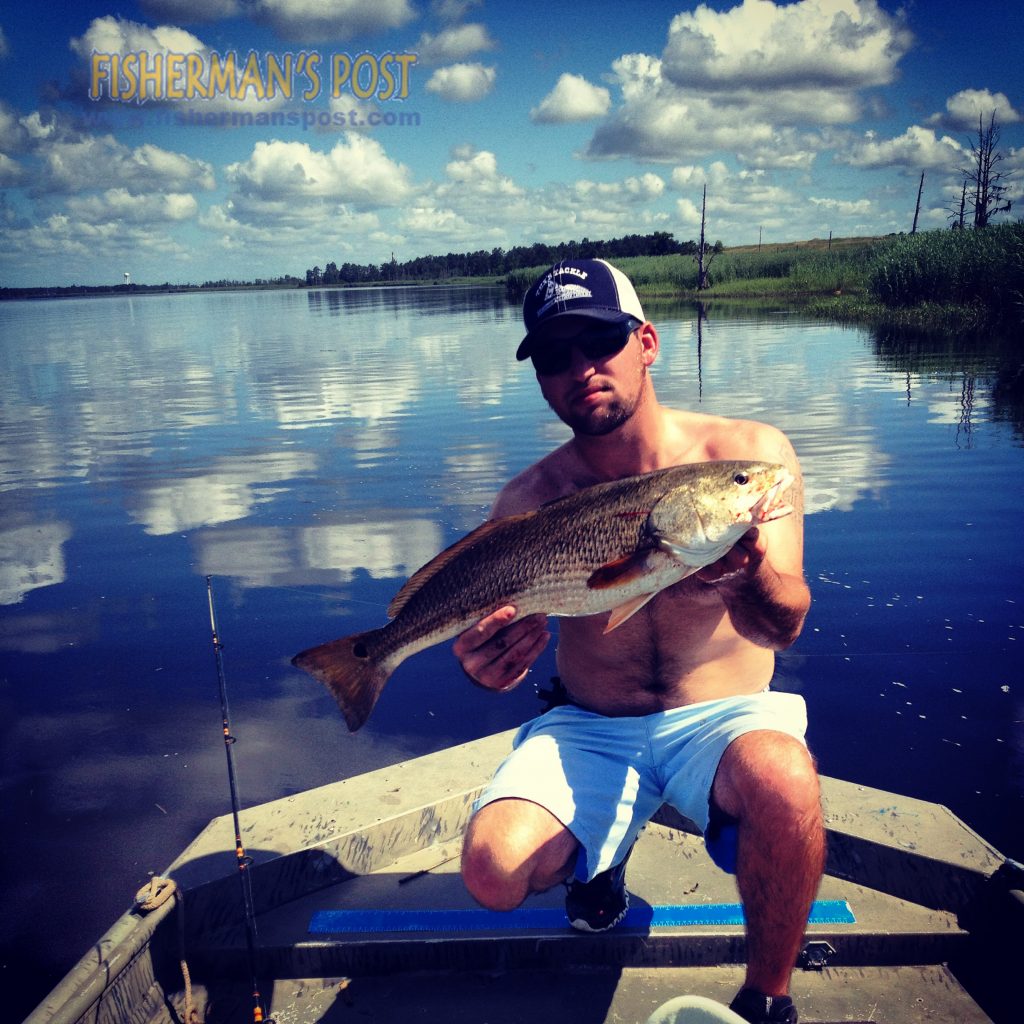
[194,518,443,590]
[870,324,1023,447]
[0,521,72,605]
[128,451,317,535]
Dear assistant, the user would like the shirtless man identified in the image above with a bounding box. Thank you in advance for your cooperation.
[454,260,825,1024]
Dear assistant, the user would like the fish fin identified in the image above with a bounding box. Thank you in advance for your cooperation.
[388,513,530,617]
[587,549,655,590]
[604,592,658,633]
[292,627,391,732]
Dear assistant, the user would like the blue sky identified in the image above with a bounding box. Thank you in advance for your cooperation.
[0,0,1021,287]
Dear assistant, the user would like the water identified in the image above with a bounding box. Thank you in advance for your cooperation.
[1,287,1022,1013]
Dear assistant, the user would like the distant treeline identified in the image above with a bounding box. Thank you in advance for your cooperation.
[305,231,708,285]
[1,231,710,298]
[0,277,304,301]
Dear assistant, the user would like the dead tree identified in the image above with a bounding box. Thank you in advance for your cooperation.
[961,111,1013,228]
[695,184,718,290]
[911,171,924,234]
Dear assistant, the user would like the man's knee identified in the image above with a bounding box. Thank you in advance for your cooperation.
[461,800,577,911]
[462,828,522,911]
[713,730,821,823]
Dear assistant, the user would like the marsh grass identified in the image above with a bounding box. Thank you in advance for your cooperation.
[868,222,1024,318]
[506,245,878,299]
[506,225,1023,332]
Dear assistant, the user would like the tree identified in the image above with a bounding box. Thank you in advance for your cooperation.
[695,184,719,290]
[911,171,924,234]
[961,111,1013,228]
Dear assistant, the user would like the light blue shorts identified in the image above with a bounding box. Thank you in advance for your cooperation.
[473,690,808,881]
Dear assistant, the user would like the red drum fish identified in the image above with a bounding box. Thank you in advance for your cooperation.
[293,461,794,730]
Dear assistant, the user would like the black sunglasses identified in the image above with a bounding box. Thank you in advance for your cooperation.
[531,319,640,376]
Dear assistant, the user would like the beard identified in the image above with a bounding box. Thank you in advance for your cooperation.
[556,391,637,436]
[551,368,648,436]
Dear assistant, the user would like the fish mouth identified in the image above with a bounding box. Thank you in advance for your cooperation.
[749,467,795,523]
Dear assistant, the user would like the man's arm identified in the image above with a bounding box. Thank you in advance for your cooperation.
[699,526,811,648]
[696,427,811,649]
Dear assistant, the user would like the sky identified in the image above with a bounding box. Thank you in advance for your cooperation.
[0,0,1021,288]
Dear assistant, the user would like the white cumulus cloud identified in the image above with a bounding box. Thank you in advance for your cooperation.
[414,23,496,65]
[66,189,199,223]
[927,89,1022,131]
[425,62,495,102]
[531,73,611,124]
[573,173,665,202]
[839,125,965,170]
[661,0,912,89]
[441,146,523,197]
[225,136,413,209]
[40,135,216,193]
[69,15,205,61]
[584,0,913,164]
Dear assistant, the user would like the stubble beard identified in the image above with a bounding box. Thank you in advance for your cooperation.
[554,366,648,437]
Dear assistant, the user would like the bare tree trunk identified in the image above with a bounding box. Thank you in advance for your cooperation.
[695,185,719,290]
[974,114,992,228]
[911,171,924,234]
[697,184,709,290]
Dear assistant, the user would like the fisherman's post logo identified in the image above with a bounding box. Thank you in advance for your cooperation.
[88,50,417,104]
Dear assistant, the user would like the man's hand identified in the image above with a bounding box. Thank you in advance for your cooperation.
[695,527,767,585]
[695,525,810,649]
[452,606,550,692]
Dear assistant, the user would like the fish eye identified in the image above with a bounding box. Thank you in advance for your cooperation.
[733,472,749,485]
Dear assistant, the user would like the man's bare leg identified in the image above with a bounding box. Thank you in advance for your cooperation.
[461,797,579,911]
[712,730,826,997]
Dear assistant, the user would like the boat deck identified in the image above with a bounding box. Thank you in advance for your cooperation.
[27,730,1018,1024]
[187,824,990,1023]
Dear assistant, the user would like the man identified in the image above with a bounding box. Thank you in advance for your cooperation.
[453,259,825,1024]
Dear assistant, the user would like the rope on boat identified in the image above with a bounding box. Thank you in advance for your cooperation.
[135,874,177,911]
[135,875,201,1024]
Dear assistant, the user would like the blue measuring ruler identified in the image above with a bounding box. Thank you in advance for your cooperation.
[309,899,854,933]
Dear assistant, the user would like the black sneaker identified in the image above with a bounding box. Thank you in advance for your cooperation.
[564,844,634,932]
[729,988,798,1024]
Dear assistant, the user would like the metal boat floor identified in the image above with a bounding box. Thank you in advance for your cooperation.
[186,823,991,1022]
[198,823,966,964]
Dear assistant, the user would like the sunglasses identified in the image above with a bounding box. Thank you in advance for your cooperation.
[531,319,640,376]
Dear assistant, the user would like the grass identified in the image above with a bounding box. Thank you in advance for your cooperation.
[506,242,879,301]
[506,225,1024,335]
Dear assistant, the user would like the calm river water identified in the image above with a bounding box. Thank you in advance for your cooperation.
[1,286,1022,1013]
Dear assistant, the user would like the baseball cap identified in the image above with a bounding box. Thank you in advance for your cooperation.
[517,259,646,361]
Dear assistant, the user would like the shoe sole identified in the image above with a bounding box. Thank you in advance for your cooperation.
[567,890,630,932]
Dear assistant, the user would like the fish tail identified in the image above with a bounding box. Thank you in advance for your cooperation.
[291,627,391,732]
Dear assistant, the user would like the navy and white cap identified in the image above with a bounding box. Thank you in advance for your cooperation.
[517,259,646,361]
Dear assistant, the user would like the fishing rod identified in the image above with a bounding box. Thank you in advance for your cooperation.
[205,575,270,1024]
